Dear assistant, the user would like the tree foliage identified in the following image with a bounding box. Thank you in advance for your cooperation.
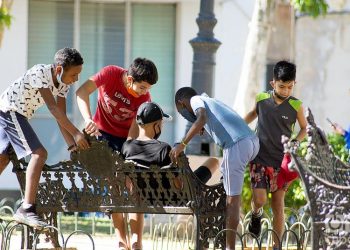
[291,0,329,17]
[0,2,12,28]
[0,0,13,47]
[241,132,349,214]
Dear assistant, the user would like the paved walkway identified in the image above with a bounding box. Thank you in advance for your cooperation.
[4,234,185,250]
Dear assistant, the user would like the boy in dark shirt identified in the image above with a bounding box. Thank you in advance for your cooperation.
[121,101,219,250]
[244,61,307,249]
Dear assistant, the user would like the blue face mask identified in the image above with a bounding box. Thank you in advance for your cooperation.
[179,108,197,123]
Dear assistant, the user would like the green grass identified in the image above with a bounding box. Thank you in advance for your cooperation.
[58,214,114,235]
[0,213,114,236]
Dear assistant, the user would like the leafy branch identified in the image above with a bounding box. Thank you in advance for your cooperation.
[0,6,12,28]
[291,0,329,17]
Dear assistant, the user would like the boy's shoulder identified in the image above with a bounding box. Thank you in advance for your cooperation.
[287,96,302,111]
[256,92,302,111]
[256,91,272,102]
[28,64,51,72]
[100,65,126,74]
[25,64,52,79]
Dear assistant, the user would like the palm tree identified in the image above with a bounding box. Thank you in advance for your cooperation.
[0,0,13,47]
[233,0,328,115]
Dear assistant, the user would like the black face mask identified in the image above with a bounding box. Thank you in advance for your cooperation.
[153,123,161,140]
[273,90,289,101]
[178,107,197,123]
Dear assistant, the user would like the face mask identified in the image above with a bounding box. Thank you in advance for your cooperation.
[153,124,161,140]
[56,66,65,85]
[179,108,197,123]
[127,82,140,98]
[273,89,289,101]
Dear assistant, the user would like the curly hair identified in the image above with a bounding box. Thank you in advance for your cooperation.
[54,47,84,69]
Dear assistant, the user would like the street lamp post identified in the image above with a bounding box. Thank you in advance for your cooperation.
[186,0,221,155]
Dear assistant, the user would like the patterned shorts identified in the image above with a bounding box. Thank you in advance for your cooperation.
[249,163,280,192]
[249,154,299,193]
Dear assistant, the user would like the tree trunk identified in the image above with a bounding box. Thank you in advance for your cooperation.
[233,0,276,115]
[0,0,13,47]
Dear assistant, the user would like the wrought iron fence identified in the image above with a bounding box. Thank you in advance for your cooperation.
[0,197,312,249]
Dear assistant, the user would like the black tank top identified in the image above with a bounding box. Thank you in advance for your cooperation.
[252,91,302,169]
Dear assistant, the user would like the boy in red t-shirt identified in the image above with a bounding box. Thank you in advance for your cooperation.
[76,58,158,250]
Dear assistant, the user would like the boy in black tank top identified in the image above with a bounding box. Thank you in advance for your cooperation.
[244,61,307,250]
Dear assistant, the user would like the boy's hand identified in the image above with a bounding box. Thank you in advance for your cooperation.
[73,132,90,149]
[332,123,346,136]
[84,118,102,136]
[169,144,186,163]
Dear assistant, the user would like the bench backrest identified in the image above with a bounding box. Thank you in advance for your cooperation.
[11,137,223,215]
[286,108,350,249]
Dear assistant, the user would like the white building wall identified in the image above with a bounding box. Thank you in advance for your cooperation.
[173,1,197,142]
[295,13,350,133]
[214,0,254,105]
[0,0,28,93]
[0,0,28,190]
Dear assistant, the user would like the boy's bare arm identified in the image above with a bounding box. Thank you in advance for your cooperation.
[244,104,257,124]
[56,96,76,148]
[76,79,97,121]
[294,105,307,141]
[76,79,101,136]
[39,88,89,149]
[183,108,207,144]
[169,108,207,161]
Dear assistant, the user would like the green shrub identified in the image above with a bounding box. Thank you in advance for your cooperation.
[241,133,349,214]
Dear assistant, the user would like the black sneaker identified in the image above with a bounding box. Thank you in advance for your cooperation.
[248,210,263,237]
[13,204,48,230]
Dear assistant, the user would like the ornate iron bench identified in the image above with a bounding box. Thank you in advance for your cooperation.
[285,108,350,250]
[9,136,226,249]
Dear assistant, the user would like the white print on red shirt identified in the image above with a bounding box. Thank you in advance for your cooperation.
[114,92,130,105]
[101,92,134,121]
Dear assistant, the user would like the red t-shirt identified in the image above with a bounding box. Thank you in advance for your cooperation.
[92,65,151,138]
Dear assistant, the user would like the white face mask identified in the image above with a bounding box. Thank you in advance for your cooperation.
[56,66,65,85]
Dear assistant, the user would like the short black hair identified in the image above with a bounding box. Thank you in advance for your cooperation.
[175,87,198,103]
[128,58,158,85]
[54,48,84,69]
[273,60,296,82]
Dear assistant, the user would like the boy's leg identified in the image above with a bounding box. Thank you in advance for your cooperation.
[1,111,48,229]
[222,136,259,249]
[129,213,144,249]
[201,157,219,175]
[271,189,285,249]
[13,146,49,229]
[111,213,129,249]
[0,121,11,174]
[0,154,10,174]
[248,162,274,237]
[248,188,267,237]
[226,195,241,249]
[193,157,219,183]
[251,188,267,213]
[24,147,47,204]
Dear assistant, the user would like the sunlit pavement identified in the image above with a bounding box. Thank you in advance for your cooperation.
[3,235,156,250]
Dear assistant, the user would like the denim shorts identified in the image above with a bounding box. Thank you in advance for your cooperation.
[0,111,43,159]
[97,130,127,152]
